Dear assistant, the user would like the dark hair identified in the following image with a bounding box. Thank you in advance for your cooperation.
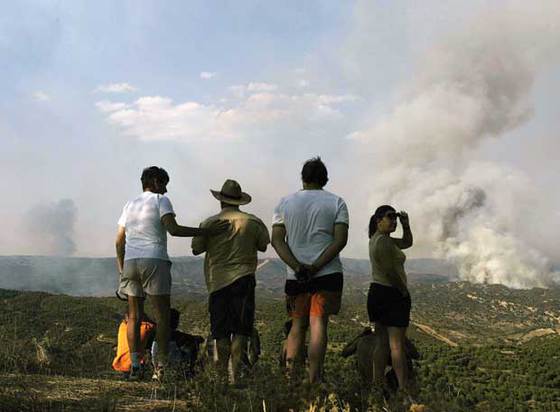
[170,308,180,330]
[141,166,169,190]
[368,205,396,238]
[301,157,328,187]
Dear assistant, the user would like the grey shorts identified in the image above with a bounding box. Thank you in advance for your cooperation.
[119,258,172,297]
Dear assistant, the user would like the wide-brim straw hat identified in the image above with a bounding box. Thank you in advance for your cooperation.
[210,179,252,205]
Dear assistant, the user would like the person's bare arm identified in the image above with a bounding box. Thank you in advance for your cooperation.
[257,223,271,253]
[191,223,207,256]
[115,226,126,274]
[271,225,301,272]
[309,223,348,274]
[162,214,229,237]
[391,211,413,249]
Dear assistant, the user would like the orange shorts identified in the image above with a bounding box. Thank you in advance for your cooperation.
[286,290,342,318]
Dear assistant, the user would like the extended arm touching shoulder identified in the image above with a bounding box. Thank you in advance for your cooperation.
[162,214,229,238]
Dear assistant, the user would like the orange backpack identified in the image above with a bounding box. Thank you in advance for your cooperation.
[112,320,155,372]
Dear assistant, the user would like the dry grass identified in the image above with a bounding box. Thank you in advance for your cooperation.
[0,373,193,411]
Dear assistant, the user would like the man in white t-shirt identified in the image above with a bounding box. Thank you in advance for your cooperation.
[115,166,227,380]
[271,157,349,383]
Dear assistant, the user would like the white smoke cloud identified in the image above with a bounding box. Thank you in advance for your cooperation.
[353,1,560,288]
[24,199,78,256]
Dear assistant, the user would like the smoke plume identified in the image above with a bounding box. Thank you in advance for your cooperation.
[355,2,560,288]
[24,199,78,256]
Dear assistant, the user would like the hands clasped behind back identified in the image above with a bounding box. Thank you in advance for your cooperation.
[294,263,320,283]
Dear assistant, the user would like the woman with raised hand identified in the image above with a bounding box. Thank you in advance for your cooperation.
[367,205,413,395]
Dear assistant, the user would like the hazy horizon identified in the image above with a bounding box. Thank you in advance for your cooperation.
[2,1,559,288]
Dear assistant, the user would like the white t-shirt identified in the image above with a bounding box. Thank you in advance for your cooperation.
[117,192,175,261]
[272,189,349,279]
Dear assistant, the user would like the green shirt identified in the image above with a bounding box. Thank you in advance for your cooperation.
[192,208,270,294]
[369,231,407,288]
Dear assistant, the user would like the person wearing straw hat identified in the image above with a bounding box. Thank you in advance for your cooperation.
[192,179,270,383]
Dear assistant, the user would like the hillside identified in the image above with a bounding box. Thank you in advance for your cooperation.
[0,255,454,297]
[1,281,559,411]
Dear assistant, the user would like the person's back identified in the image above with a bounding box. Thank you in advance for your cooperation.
[192,179,269,384]
[119,191,172,261]
[271,157,349,384]
[200,208,268,293]
[274,189,347,278]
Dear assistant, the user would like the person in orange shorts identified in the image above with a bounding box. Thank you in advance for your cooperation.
[112,312,156,378]
[271,157,349,383]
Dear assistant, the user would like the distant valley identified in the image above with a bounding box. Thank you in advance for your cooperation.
[1,255,559,410]
[0,255,458,297]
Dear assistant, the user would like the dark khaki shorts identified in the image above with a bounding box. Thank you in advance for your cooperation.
[209,275,255,339]
[119,258,172,297]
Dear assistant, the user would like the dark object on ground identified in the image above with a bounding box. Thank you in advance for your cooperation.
[341,327,419,390]
[174,331,205,377]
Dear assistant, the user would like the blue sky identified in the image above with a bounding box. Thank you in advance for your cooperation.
[1,1,559,286]
[2,1,349,96]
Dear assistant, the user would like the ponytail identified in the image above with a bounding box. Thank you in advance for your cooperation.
[368,215,377,238]
[368,205,396,238]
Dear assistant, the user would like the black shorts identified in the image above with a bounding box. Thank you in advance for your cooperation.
[209,274,255,339]
[284,272,343,296]
[367,283,411,327]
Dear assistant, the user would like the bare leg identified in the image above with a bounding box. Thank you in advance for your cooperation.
[215,337,231,371]
[372,323,389,384]
[149,294,170,365]
[308,315,328,383]
[387,326,408,390]
[286,317,308,374]
[127,296,143,357]
[231,334,248,383]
